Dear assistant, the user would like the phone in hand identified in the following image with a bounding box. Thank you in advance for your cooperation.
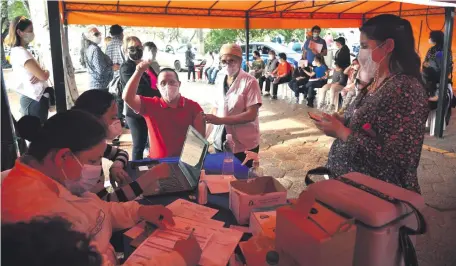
[308,112,322,122]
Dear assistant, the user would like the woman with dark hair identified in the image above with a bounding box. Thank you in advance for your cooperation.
[80,26,113,90]
[271,52,292,99]
[249,50,265,80]
[312,14,428,193]
[1,110,201,265]
[6,16,51,123]
[424,31,445,68]
[121,37,161,160]
[73,89,167,201]
[334,36,351,70]
[303,54,329,107]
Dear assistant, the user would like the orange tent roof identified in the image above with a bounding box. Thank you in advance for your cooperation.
[62,0,454,29]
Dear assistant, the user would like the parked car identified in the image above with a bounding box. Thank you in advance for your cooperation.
[156,44,204,72]
[240,42,301,71]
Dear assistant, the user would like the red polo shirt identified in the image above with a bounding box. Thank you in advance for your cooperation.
[139,96,203,159]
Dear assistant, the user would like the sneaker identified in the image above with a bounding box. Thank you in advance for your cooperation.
[272,95,278,100]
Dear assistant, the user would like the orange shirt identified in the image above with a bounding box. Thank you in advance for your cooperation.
[277,61,292,77]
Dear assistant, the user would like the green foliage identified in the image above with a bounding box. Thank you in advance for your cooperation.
[204,28,309,53]
[7,0,29,20]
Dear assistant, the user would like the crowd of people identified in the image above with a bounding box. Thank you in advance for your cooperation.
[2,12,455,265]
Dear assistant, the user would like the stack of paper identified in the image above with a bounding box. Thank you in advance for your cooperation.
[201,174,237,194]
[126,199,244,266]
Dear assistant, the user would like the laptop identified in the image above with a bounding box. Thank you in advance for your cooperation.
[131,125,209,196]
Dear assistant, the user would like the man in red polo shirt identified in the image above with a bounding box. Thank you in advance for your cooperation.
[123,61,205,158]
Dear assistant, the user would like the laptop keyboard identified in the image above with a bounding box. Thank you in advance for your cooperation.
[158,164,185,192]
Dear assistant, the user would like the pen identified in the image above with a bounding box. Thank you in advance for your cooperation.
[187,228,195,240]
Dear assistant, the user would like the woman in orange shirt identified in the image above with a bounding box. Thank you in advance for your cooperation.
[271,52,292,99]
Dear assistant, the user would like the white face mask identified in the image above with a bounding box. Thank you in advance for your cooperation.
[107,120,122,140]
[313,33,319,38]
[312,61,318,66]
[89,34,102,44]
[159,84,180,102]
[226,64,240,77]
[63,154,101,195]
[357,44,387,84]
[22,32,35,43]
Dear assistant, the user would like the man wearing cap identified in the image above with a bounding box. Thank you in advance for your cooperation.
[204,44,262,167]
[334,36,351,70]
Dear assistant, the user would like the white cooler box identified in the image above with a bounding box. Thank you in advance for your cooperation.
[307,172,426,266]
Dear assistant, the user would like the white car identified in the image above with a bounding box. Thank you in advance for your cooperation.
[156,44,204,72]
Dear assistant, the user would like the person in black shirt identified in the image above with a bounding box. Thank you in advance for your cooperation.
[258,50,279,96]
[334,37,351,70]
[288,60,311,103]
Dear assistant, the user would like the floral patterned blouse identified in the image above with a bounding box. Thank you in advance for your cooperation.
[326,74,429,193]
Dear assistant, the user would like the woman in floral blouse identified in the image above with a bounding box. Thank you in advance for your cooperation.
[312,14,429,194]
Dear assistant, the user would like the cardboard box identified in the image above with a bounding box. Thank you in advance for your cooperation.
[249,209,277,239]
[229,176,287,225]
[275,203,357,266]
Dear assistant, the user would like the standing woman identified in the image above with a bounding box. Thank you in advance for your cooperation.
[6,16,50,123]
[80,26,113,91]
[121,37,161,160]
[313,14,429,193]
[205,44,262,167]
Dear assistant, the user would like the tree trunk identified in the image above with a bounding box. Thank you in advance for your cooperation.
[28,0,78,108]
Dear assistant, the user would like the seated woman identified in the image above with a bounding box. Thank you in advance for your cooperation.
[72,89,166,201]
[317,63,347,112]
[249,50,265,81]
[288,59,311,103]
[1,110,202,266]
[303,54,329,108]
[339,59,360,113]
[271,52,292,100]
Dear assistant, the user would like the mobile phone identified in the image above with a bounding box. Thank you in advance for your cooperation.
[308,112,322,122]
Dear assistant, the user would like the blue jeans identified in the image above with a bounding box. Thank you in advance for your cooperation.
[20,95,49,124]
[209,68,220,83]
[125,115,148,160]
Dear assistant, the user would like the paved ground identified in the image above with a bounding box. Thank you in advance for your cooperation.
[4,70,456,266]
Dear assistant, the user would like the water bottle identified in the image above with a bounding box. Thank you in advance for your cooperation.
[266,250,279,266]
[248,159,264,181]
[222,134,235,175]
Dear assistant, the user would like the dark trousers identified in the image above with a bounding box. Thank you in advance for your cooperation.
[272,75,292,96]
[305,80,327,101]
[215,145,260,168]
[187,65,196,81]
[288,78,308,98]
[258,76,274,93]
[20,95,49,124]
[125,115,148,160]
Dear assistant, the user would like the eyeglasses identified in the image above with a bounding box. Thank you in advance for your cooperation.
[221,59,236,65]
[127,46,143,52]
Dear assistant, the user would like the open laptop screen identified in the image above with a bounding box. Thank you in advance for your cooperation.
[179,126,209,186]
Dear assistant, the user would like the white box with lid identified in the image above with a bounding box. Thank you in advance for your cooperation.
[306,172,426,266]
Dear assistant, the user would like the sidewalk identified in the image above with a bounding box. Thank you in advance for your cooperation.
[4,71,456,266]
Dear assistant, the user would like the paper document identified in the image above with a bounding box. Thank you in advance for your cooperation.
[201,175,237,194]
[309,40,323,53]
[126,216,214,264]
[199,226,243,266]
[299,59,308,68]
[167,199,219,220]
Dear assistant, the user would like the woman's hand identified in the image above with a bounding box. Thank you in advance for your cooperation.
[136,60,151,73]
[109,164,131,185]
[205,114,224,125]
[314,113,351,141]
[138,205,175,229]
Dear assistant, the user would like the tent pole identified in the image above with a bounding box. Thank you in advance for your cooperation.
[245,11,250,72]
[47,1,67,113]
[435,7,454,138]
[417,20,423,53]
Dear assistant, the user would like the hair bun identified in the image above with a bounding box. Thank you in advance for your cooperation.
[17,116,44,142]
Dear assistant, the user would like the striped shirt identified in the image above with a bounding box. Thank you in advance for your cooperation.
[84,44,114,90]
[105,36,125,77]
[91,144,144,202]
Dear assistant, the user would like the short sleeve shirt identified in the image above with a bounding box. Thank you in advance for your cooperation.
[140,96,203,158]
[277,61,292,76]
[304,37,328,63]
[213,69,262,153]
[314,65,327,78]
[10,46,47,101]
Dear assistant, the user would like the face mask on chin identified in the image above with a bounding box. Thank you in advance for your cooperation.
[62,153,101,195]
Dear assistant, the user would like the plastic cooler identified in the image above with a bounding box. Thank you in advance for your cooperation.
[306,172,426,266]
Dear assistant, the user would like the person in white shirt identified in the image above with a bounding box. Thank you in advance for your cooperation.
[203,51,214,80]
[205,43,262,168]
[5,16,50,123]
[2,110,202,266]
